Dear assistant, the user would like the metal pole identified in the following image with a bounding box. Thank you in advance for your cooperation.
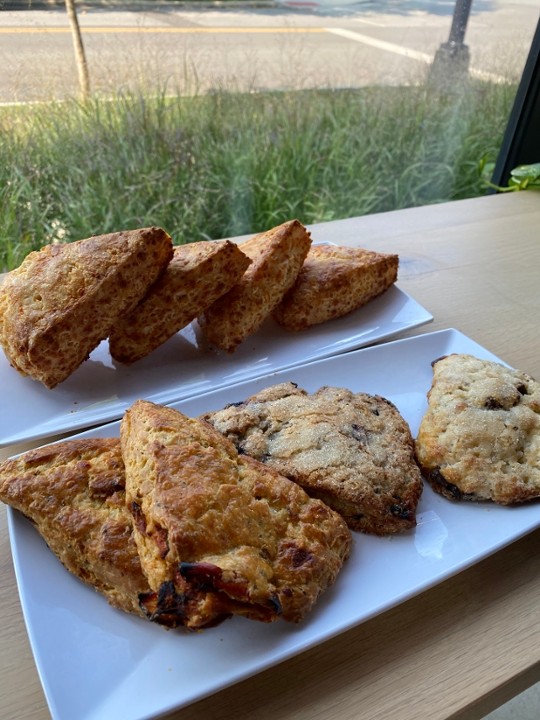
[430,0,473,84]
[447,0,473,51]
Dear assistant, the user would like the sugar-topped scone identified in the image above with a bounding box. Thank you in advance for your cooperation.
[120,399,351,629]
[0,227,173,387]
[0,438,150,616]
[202,382,423,535]
[109,240,250,364]
[198,220,312,352]
[415,353,540,504]
[273,244,398,331]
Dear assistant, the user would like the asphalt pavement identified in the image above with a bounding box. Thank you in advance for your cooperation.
[0,0,537,102]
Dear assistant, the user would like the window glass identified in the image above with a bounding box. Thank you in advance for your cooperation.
[0,0,538,269]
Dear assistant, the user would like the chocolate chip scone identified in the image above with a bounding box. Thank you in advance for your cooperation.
[201,382,423,535]
[0,438,150,616]
[121,399,351,630]
[415,353,540,504]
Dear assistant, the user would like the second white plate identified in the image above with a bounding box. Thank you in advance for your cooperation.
[7,328,540,720]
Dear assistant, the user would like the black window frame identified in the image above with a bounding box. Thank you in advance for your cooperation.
[491,15,540,188]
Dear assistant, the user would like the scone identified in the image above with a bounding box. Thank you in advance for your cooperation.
[109,240,251,364]
[121,399,351,629]
[0,438,150,616]
[202,382,423,535]
[198,219,312,352]
[273,244,399,331]
[415,353,540,504]
[0,227,173,388]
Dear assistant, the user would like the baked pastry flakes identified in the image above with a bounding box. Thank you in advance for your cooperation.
[120,399,351,629]
[197,219,312,352]
[273,244,398,331]
[202,382,423,535]
[415,353,540,504]
[0,227,173,388]
[0,438,149,616]
[109,240,251,364]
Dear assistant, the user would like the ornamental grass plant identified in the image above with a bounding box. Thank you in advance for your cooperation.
[0,79,515,271]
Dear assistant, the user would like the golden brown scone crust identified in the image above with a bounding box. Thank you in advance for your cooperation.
[198,220,312,352]
[121,400,351,629]
[415,354,540,504]
[202,382,422,535]
[0,227,173,388]
[109,240,251,364]
[0,438,149,616]
[273,244,398,331]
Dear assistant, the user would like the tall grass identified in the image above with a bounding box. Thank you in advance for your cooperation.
[0,80,516,271]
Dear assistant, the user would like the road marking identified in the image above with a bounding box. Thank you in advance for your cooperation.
[0,26,325,34]
[325,27,508,84]
[0,24,509,84]
[326,27,433,62]
[352,17,386,28]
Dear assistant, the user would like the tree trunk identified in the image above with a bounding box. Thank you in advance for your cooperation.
[65,0,90,100]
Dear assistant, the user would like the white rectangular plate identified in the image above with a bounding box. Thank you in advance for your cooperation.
[8,329,540,720]
[0,285,432,447]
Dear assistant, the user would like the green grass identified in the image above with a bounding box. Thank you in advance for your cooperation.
[0,80,516,271]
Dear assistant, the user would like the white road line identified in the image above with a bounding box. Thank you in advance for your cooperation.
[326,27,509,84]
[326,26,432,62]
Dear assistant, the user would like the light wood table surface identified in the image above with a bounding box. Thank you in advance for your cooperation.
[1,190,539,720]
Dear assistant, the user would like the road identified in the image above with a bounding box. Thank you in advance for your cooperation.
[0,1,538,102]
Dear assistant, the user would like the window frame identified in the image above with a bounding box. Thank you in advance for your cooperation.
[491,15,540,188]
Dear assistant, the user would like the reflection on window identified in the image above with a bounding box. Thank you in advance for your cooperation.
[0,0,537,269]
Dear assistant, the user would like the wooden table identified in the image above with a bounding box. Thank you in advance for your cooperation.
[1,190,539,720]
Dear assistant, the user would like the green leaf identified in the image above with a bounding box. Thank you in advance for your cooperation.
[508,162,540,190]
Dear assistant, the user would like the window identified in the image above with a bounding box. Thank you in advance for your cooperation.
[1,0,538,269]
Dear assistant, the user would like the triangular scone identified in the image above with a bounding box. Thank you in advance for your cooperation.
[0,227,173,387]
[202,382,423,535]
[120,400,351,629]
[0,438,150,616]
[108,240,251,364]
[273,244,398,331]
[415,354,540,504]
[197,220,312,352]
